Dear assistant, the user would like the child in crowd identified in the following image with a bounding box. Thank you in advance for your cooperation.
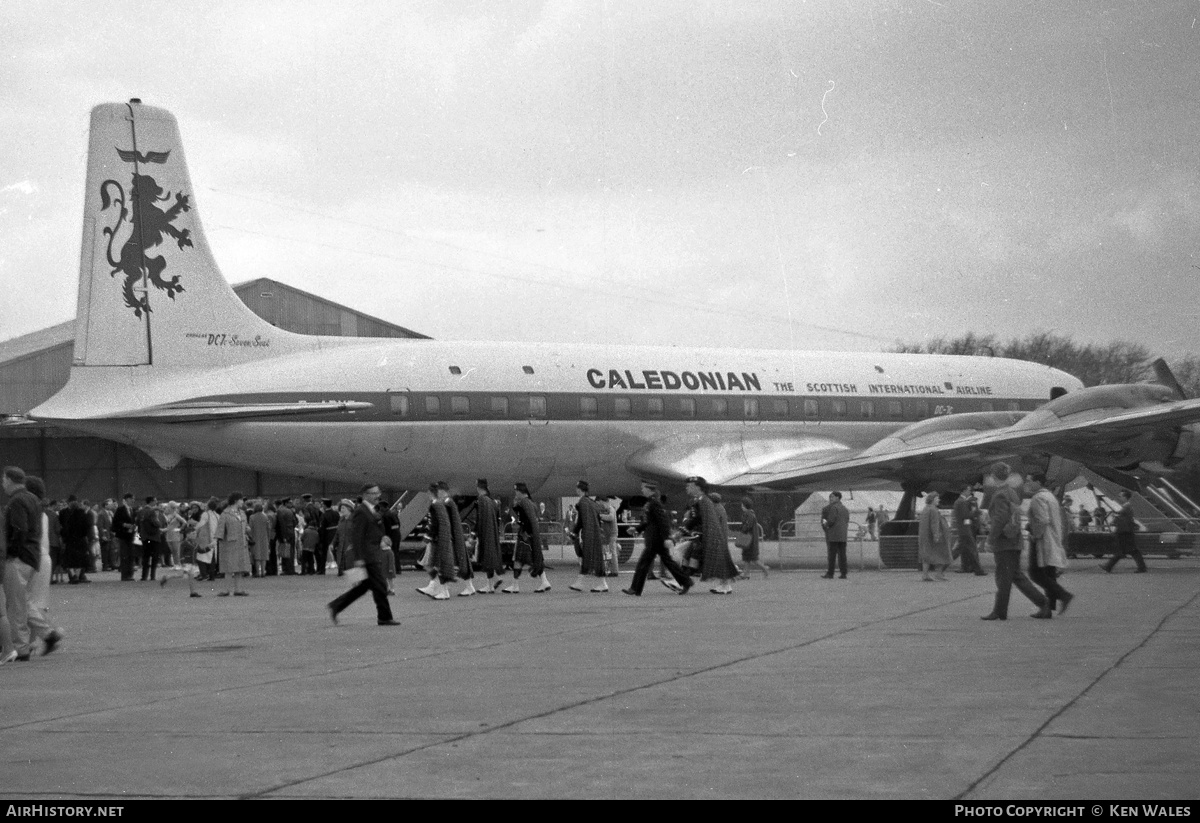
[301,520,320,575]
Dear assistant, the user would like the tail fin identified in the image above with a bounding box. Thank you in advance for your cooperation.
[74,101,301,368]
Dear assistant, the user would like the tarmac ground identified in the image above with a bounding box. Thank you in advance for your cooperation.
[1,555,1197,800]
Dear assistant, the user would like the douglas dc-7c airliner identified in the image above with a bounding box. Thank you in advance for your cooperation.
[21,101,1200,504]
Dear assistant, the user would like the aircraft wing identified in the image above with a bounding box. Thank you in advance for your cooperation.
[714,397,1200,490]
[92,400,374,423]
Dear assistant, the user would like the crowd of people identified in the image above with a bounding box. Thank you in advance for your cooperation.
[2,457,1153,654]
[908,462,1147,621]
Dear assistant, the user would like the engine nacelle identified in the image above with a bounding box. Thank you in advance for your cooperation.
[1012,383,1193,470]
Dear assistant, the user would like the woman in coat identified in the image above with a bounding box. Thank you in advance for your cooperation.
[192,498,221,584]
[737,498,769,578]
[214,492,251,596]
[248,502,271,578]
[163,502,186,570]
[329,500,355,575]
[597,496,621,576]
[918,491,952,581]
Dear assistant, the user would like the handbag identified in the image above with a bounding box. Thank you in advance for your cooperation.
[734,533,751,551]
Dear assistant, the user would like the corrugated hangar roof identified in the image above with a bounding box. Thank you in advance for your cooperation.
[0,277,429,415]
[0,277,428,367]
[0,321,75,366]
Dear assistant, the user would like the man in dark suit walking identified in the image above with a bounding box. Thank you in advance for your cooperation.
[982,462,1052,621]
[327,483,399,626]
[623,480,692,596]
[1102,490,1148,574]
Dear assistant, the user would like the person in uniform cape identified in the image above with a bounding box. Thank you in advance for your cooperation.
[214,492,251,597]
[681,477,737,594]
[470,479,505,592]
[568,481,608,592]
[438,481,476,597]
[417,483,455,600]
[505,482,551,593]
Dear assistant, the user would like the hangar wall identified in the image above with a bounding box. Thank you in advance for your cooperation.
[0,278,427,503]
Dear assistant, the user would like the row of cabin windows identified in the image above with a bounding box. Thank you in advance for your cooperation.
[388,394,1024,419]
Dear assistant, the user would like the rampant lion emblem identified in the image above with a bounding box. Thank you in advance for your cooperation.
[100,148,192,318]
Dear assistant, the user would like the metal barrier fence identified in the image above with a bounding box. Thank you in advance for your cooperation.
[774,536,875,571]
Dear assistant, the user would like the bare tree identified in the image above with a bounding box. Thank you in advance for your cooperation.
[889,331,1159,387]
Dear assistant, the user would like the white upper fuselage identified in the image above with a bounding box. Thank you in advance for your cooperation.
[32,338,1082,496]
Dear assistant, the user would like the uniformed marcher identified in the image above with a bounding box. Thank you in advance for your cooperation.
[505,483,550,593]
[568,481,608,592]
[682,476,737,594]
[470,479,505,592]
[439,481,476,597]
[417,483,455,600]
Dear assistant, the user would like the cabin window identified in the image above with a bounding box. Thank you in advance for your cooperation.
[425,396,441,415]
[744,398,760,419]
[679,397,696,418]
[490,396,509,416]
[529,395,547,418]
[981,401,994,412]
[712,398,729,417]
[912,401,929,419]
[647,397,664,418]
[523,366,535,374]
[771,399,789,418]
[860,401,876,419]
[580,396,598,418]
[831,399,848,417]
[887,400,903,418]
[450,396,469,416]
[448,366,462,375]
[1007,401,1020,412]
[614,397,631,419]
[388,394,409,416]
[803,398,819,419]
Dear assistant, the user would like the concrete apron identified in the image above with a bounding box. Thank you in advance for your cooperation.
[1,559,1196,799]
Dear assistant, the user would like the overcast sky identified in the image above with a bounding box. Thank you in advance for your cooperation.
[2,0,1199,361]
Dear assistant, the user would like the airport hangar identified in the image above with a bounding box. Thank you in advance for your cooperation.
[0,278,428,505]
